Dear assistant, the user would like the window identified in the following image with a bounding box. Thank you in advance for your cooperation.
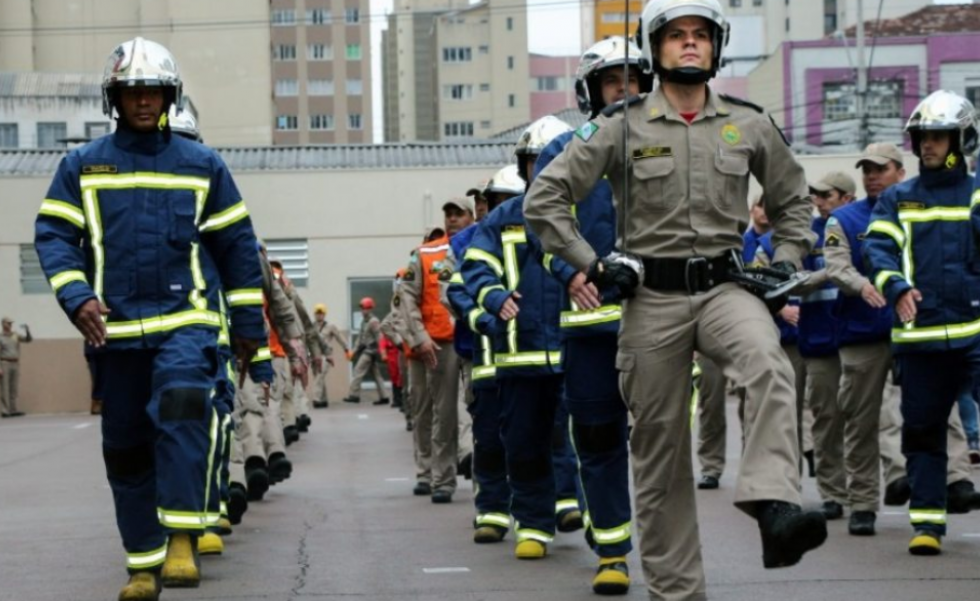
[823,0,837,34]
[276,115,298,130]
[310,114,335,131]
[967,85,980,110]
[347,79,363,95]
[480,120,491,129]
[346,43,362,60]
[754,0,763,5]
[443,121,474,138]
[823,80,904,122]
[785,17,790,31]
[729,0,742,7]
[306,8,331,25]
[348,114,363,130]
[266,239,309,287]
[272,9,296,26]
[442,47,472,62]
[275,79,299,96]
[443,84,474,100]
[20,244,49,294]
[0,123,19,148]
[308,43,333,60]
[345,7,360,23]
[348,276,395,385]
[533,76,562,91]
[508,94,515,108]
[480,83,490,92]
[507,56,514,69]
[478,45,489,54]
[274,44,297,61]
[506,16,513,30]
[601,12,627,23]
[308,79,335,96]
[37,122,67,148]
[85,122,111,139]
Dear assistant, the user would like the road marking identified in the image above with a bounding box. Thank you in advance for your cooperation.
[357,414,369,420]
[385,478,410,482]
[423,567,470,574]
[882,511,906,516]
[962,533,980,538]
[73,423,93,429]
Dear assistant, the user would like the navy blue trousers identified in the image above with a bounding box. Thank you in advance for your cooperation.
[469,384,511,528]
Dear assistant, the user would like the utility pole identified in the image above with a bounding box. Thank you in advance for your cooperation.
[855,0,869,149]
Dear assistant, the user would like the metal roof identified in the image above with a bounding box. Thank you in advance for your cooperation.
[0,73,102,98]
[0,141,517,176]
[490,107,589,142]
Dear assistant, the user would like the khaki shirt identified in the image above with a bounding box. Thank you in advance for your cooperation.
[260,257,302,358]
[824,217,872,297]
[355,313,382,356]
[525,86,815,272]
[0,330,30,361]
[315,321,348,356]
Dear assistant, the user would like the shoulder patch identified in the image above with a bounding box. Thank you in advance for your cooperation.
[719,94,764,113]
[898,201,926,211]
[575,122,600,142]
[600,94,644,117]
[826,216,838,228]
[82,164,118,174]
[393,295,401,307]
[438,267,453,282]
[403,268,416,282]
[824,234,840,248]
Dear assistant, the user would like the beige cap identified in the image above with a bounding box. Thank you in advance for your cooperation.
[466,179,489,197]
[810,171,857,195]
[855,142,904,168]
[442,196,475,215]
[1,317,11,324]
[423,224,446,241]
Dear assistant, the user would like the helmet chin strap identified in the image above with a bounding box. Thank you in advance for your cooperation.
[656,65,713,85]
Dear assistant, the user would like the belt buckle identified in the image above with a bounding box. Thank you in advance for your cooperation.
[684,257,708,295]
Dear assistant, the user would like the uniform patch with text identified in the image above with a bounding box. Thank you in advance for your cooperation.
[632,146,672,160]
[82,164,118,174]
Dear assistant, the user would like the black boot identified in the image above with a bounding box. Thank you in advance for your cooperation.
[268,452,293,484]
[228,483,248,525]
[457,452,473,481]
[757,501,827,568]
[391,386,403,409]
[297,414,310,432]
[343,396,360,404]
[884,476,911,506]
[803,449,816,478]
[848,511,876,536]
[373,397,390,406]
[947,480,980,514]
[245,457,269,501]
[283,425,299,446]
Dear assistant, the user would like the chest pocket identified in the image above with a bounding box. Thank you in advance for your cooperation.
[632,156,677,212]
[169,191,199,248]
[712,152,749,209]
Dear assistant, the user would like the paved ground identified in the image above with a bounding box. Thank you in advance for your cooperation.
[1,400,978,601]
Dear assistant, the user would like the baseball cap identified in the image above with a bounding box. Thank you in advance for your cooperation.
[466,179,490,197]
[442,196,476,215]
[423,224,446,241]
[855,143,904,168]
[1,317,11,324]
[810,171,857,195]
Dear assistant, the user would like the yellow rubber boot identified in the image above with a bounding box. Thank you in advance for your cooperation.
[217,516,233,535]
[118,572,160,601]
[198,532,225,556]
[909,531,942,556]
[592,556,630,595]
[473,525,506,544]
[515,539,547,559]
[161,533,200,588]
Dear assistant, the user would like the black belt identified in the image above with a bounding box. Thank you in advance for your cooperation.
[642,252,739,295]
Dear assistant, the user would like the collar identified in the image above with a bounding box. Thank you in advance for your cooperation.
[112,125,169,156]
[918,161,968,189]
[645,85,730,123]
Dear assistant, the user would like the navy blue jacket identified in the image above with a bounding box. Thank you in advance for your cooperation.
[797,216,839,357]
[757,232,799,345]
[447,223,500,389]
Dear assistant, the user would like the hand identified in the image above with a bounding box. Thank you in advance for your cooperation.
[326,357,335,367]
[587,253,641,299]
[567,272,601,310]
[896,288,922,323]
[287,338,309,370]
[260,382,271,406]
[498,291,522,321]
[290,357,309,388]
[345,349,354,361]
[860,283,887,308]
[73,299,110,347]
[413,339,441,370]
[232,337,263,388]
[778,304,800,326]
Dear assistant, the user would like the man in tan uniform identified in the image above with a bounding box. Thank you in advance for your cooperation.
[311,303,348,409]
[344,297,389,404]
[524,1,827,598]
[0,317,31,417]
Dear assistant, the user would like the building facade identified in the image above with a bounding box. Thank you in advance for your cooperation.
[0,74,108,148]
[529,54,578,120]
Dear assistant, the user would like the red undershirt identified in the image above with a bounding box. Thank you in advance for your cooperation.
[680,111,698,124]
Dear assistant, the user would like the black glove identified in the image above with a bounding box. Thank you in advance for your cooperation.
[587,253,642,299]
[770,261,797,276]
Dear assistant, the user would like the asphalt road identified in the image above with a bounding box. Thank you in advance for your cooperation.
[1,400,978,601]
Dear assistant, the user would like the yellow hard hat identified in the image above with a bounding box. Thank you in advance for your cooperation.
[314,303,327,314]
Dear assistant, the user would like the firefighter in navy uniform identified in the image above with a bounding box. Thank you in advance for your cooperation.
[864,90,980,555]
[524,0,828,597]
[34,38,269,600]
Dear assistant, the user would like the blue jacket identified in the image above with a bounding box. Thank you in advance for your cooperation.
[743,227,767,264]
[829,198,893,346]
[447,223,500,389]
[757,232,799,345]
[35,128,267,350]
[461,196,563,377]
[797,216,839,357]
[864,164,980,353]
[535,131,622,339]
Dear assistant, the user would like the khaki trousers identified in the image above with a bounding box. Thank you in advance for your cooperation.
[804,354,846,504]
[783,343,808,463]
[311,361,331,404]
[0,359,20,414]
[617,283,801,601]
[696,355,728,479]
[878,380,907,486]
[347,352,387,400]
[409,345,459,493]
[458,358,474,461]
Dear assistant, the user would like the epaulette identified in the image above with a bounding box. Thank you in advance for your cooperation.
[719,93,765,114]
[601,94,645,117]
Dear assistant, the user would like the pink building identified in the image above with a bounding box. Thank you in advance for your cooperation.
[529,54,579,120]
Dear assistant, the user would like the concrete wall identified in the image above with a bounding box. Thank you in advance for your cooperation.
[0,96,108,148]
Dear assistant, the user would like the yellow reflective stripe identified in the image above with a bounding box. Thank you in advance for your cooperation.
[217,295,231,347]
[909,509,946,524]
[874,270,905,295]
[476,513,511,528]
[973,189,980,209]
[515,527,553,543]
[82,188,105,299]
[892,317,980,343]
[495,350,562,367]
[501,230,527,244]
[543,252,554,273]
[39,199,86,228]
[80,172,210,192]
[225,288,264,307]
[251,347,272,362]
[507,317,518,355]
[105,309,222,338]
[478,284,505,307]
[126,543,168,569]
[157,508,208,529]
[898,207,970,222]
[867,220,906,247]
[472,364,497,380]
[467,307,485,332]
[203,409,219,525]
[464,248,505,277]
[559,305,622,327]
[555,499,579,513]
[449,272,464,284]
[49,269,87,292]
[502,238,521,292]
[479,334,493,371]
[199,201,249,233]
[590,521,632,544]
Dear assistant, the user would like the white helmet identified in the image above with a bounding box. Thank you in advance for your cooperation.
[575,36,653,117]
[102,36,183,118]
[637,0,730,84]
[168,105,201,141]
[513,116,572,183]
[483,164,525,200]
[905,90,979,158]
